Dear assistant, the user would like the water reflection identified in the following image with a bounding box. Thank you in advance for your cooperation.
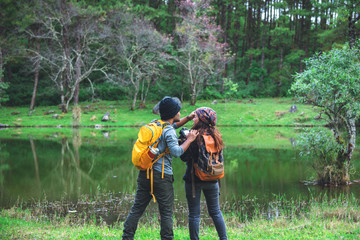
[0,127,360,213]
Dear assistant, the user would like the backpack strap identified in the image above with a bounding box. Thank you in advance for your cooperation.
[146,147,170,203]
[191,155,196,198]
[145,121,171,203]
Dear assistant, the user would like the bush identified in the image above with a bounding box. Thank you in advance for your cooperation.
[0,81,9,106]
[297,129,347,185]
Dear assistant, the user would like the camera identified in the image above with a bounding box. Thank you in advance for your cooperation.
[179,127,190,141]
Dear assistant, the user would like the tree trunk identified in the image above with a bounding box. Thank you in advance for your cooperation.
[344,118,356,183]
[313,6,318,54]
[60,0,71,95]
[245,3,253,85]
[260,33,266,88]
[190,86,197,106]
[60,77,67,113]
[348,13,360,49]
[167,0,176,33]
[30,39,40,111]
[279,47,283,70]
[233,2,241,78]
[190,73,197,106]
[131,90,138,111]
[73,33,81,105]
[0,47,3,82]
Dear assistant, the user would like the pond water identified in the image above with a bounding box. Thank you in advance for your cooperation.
[1,127,360,222]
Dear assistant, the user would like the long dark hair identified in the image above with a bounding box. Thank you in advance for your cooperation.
[192,120,224,150]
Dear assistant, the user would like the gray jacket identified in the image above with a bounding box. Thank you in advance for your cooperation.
[152,121,184,175]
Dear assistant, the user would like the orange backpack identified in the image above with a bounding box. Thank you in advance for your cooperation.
[194,134,224,181]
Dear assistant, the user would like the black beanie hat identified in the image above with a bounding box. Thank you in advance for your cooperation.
[159,97,181,120]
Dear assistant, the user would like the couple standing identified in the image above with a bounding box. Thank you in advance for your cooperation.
[122,97,227,240]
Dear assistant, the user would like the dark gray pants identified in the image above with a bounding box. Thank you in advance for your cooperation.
[122,170,174,240]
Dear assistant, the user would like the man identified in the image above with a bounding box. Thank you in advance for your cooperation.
[122,97,198,240]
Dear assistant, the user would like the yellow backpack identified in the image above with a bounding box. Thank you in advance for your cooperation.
[132,120,170,202]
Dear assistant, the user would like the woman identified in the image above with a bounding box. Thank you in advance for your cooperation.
[180,107,227,240]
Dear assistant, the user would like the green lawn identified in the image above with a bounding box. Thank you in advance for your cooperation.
[0,98,327,127]
[1,200,360,240]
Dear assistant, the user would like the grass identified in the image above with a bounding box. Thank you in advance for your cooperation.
[0,98,327,127]
[1,195,360,239]
[0,125,312,149]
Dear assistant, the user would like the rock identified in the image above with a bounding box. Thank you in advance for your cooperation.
[211,100,218,105]
[289,105,297,113]
[275,111,287,117]
[102,131,110,138]
[152,96,182,115]
[0,123,9,128]
[314,113,322,120]
[13,122,21,126]
[90,115,97,121]
[102,112,110,122]
[289,138,297,146]
[11,111,20,115]
[52,114,61,119]
[44,110,55,115]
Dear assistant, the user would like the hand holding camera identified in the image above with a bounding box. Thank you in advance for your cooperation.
[179,127,198,142]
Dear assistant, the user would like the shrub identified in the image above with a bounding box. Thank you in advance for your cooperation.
[297,129,347,185]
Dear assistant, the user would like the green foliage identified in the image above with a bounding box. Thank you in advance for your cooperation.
[1,0,357,107]
[297,128,346,185]
[0,81,9,106]
[202,86,223,99]
[291,45,360,185]
[290,45,360,118]
[223,78,238,99]
[80,82,127,102]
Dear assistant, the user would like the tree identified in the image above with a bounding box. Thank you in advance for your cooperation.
[270,26,295,95]
[336,0,360,48]
[26,0,109,112]
[290,45,360,185]
[171,0,230,105]
[108,11,170,111]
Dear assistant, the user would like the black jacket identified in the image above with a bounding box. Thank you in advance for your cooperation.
[180,140,217,184]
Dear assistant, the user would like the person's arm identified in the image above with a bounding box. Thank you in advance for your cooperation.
[176,111,196,128]
[165,129,198,157]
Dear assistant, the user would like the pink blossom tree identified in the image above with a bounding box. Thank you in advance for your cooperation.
[171,0,231,105]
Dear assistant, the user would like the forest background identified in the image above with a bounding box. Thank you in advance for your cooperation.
[0,0,359,110]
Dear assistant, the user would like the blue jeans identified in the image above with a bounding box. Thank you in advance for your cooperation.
[185,181,227,240]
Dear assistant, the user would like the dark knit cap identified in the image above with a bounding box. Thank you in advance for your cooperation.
[160,97,181,120]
